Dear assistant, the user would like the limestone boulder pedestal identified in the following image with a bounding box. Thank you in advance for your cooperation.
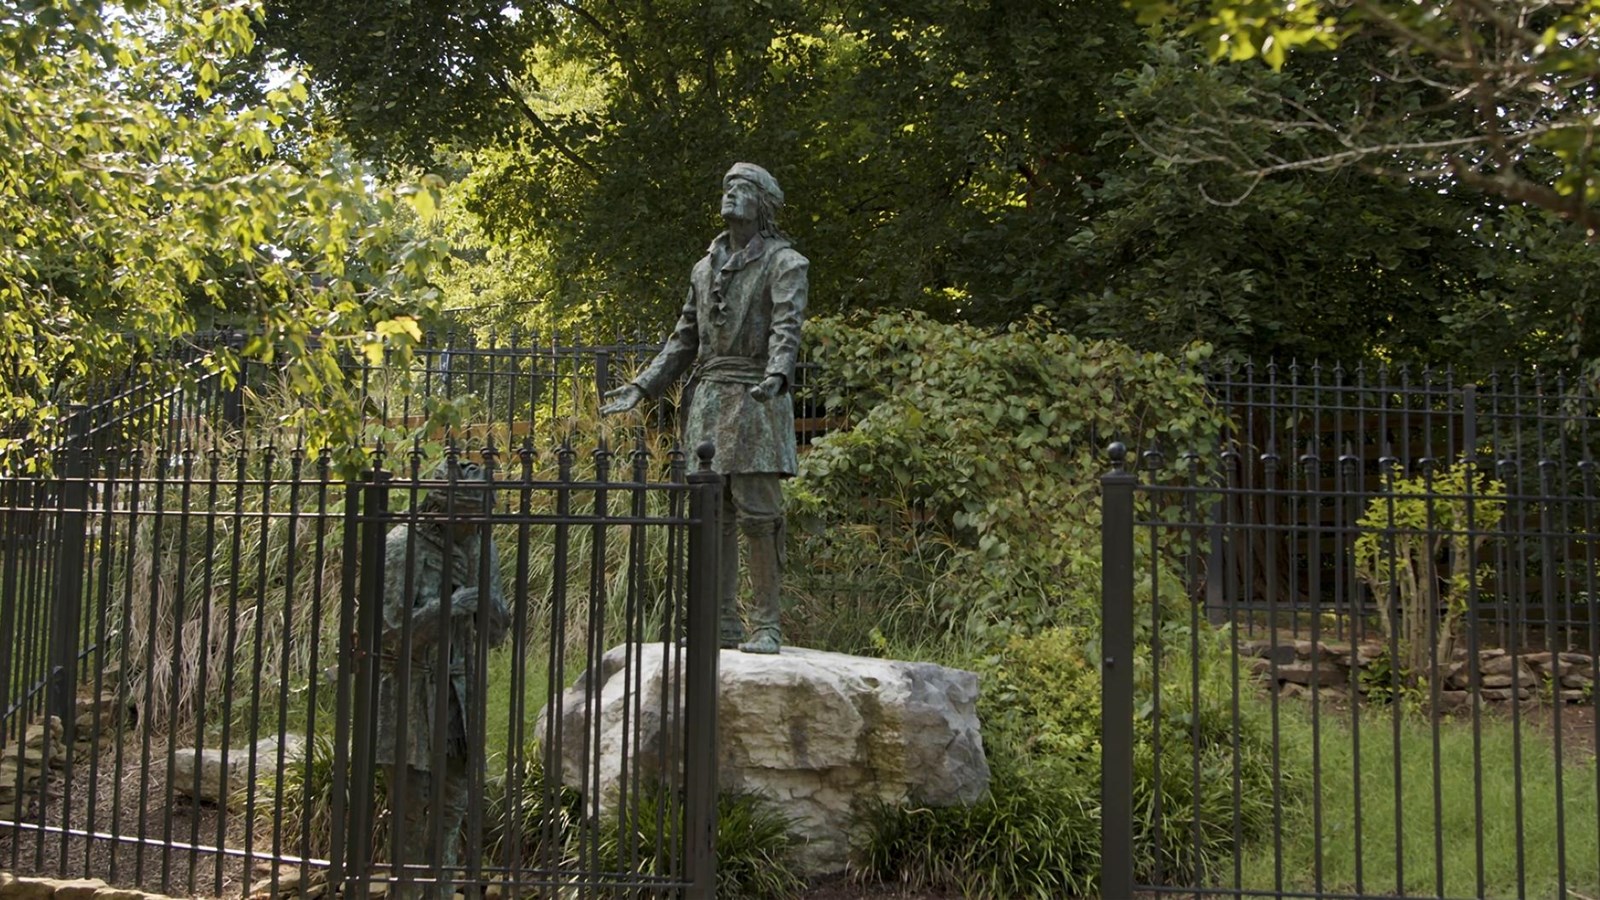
[541,644,990,875]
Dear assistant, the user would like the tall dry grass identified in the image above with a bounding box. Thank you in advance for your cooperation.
[102,372,691,747]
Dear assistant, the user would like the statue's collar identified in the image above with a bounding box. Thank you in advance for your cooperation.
[708,231,788,272]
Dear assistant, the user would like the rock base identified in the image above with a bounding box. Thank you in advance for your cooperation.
[542,643,990,875]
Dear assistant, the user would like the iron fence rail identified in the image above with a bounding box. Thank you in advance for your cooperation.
[0,439,721,898]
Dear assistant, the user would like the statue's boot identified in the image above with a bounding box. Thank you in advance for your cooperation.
[718,519,743,648]
[738,525,782,655]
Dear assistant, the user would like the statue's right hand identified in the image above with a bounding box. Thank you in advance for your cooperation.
[600,384,645,416]
[450,586,479,615]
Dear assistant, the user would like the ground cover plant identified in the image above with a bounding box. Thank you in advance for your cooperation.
[852,625,1296,898]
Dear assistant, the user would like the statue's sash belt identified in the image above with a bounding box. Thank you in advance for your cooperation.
[692,355,766,385]
[378,652,466,676]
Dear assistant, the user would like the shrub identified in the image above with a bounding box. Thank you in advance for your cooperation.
[1354,465,1505,683]
[790,312,1226,646]
[854,624,1301,895]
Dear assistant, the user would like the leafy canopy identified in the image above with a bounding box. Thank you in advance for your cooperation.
[0,0,447,463]
[257,0,1600,375]
[1127,0,1600,233]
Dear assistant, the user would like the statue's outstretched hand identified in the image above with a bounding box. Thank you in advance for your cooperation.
[600,384,645,416]
[748,374,785,402]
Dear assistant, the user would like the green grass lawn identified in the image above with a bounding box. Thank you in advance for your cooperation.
[1235,701,1600,898]
[482,640,560,759]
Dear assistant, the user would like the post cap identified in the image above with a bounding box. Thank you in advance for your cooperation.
[696,441,716,470]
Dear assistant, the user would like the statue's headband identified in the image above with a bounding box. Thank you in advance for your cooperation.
[422,459,492,510]
[723,163,784,210]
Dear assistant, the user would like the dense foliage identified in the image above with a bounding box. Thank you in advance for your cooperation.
[255,0,1600,372]
[1127,0,1600,233]
[787,313,1225,645]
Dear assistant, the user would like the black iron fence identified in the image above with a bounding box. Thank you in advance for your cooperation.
[1200,364,1600,641]
[0,437,723,898]
[18,331,1600,899]
[20,332,837,462]
[1102,440,1600,900]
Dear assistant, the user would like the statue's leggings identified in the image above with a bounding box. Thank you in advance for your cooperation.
[385,757,469,899]
[720,473,785,640]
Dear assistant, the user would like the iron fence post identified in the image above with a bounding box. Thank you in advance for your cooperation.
[47,409,91,735]
[329,477,363,891]
[596,350,612,401]
[346,469,389,896]
[1101,442,1137,900]
[222,331,245,429]
[684,443,722,900]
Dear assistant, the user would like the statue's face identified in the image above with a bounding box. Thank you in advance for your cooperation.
[720,178,759,223]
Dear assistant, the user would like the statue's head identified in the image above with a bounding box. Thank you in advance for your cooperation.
[419,458,493,519]
[721,162,785,238]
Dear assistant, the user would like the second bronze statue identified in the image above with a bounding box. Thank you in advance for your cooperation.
[601,162,807,655]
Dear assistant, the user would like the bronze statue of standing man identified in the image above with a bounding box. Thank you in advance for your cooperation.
[602,163,807,654]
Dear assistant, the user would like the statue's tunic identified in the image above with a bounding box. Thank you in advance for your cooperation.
[633,232,808,476]
[374,525,508,771]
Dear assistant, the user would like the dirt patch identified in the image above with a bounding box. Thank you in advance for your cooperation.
[798,874,964,899]
[0,732,275,897]
[1494,699,1598,762]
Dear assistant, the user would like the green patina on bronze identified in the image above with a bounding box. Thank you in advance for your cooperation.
[602,162,807,655]
[375,460,511,896]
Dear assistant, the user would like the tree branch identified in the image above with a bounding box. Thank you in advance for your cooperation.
[1452,161,1600,235]
[487,70,599,177]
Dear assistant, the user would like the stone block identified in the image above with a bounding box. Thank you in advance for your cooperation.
[541,643,990,876]
[172,735,307,806]
[0,880,55,900]
[47,879,107,900]
[1479,687,1532,702]
[1274,661,1348,686]
[1239,640,1296,664]
[1480,654,1523,677]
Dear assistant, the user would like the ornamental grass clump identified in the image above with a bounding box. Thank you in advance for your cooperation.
[106,373,685,742]
[591,786,805,899]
